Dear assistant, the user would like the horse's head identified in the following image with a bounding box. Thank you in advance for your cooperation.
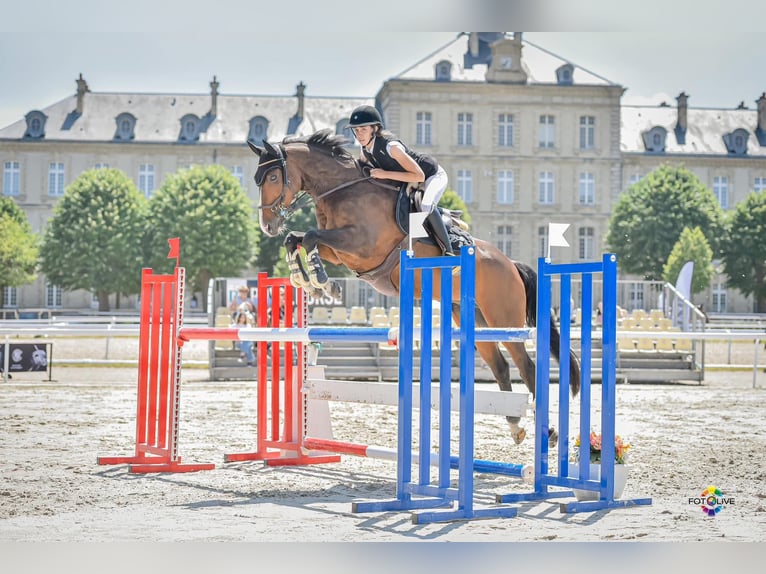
[248,139,295,237]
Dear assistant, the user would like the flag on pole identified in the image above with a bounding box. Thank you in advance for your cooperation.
[408,212,429,253]
[167,237,181,267]
[547,223,570,260]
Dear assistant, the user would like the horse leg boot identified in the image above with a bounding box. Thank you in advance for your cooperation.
[424,210,455,256]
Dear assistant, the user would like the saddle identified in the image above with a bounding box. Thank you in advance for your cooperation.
[394,184,473,251]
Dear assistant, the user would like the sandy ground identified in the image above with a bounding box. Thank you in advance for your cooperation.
[1,350,765,543]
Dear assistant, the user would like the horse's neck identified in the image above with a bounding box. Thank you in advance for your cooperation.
[292,148,358,196]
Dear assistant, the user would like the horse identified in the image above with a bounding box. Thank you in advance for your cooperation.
[247,128,580,445]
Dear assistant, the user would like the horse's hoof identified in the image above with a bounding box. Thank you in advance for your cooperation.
[512,428,526,445]
[548,427,559,448]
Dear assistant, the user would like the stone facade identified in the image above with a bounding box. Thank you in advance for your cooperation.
[2,33,765,313]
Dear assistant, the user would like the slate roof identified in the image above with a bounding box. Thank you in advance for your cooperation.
[393,32,617,87]
[621,105,766,157]
[0,88,372,145]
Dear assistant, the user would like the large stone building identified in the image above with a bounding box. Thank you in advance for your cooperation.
[2,32,765,313]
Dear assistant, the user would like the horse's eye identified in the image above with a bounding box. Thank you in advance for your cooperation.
[268,173,279,183]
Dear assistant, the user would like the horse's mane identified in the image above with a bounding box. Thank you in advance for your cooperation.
[282,129,355,163]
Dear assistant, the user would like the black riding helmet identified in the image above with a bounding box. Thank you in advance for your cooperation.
[348,105,383,128]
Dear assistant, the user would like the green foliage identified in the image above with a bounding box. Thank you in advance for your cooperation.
[0,203,39,300]
[662,227,715,294]
[720,190,766,312]
[606,164,725,280]
[439,188,471,225]
[146,165,258,303]
[39,168,147,311]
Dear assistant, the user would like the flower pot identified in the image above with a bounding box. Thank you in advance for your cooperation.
[569,463,628,501]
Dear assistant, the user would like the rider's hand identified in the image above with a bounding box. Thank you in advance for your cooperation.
[369,168,384,179]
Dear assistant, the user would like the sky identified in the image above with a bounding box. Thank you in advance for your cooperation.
[2,3,765,128]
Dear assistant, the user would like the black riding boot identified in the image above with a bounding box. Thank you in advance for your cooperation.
[425,210,455,256]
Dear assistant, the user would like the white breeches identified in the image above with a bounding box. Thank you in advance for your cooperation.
[420,165,448,213]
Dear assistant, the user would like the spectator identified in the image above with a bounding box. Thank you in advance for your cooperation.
[230,285,255,316]
[231,308,255,367]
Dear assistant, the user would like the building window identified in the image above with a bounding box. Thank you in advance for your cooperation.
[556,63,574,85]
[578,227,594,260]
[628,283,644,311]
[628,173,642,186]
[712,281,727,312]
[24,110,47,139]
[336,119,353,143]
[457,113,473,146]
[248,116,269,145]
[180,114,199,142]
[435,60,452,81]
[642,126,667,153]
[456,169,473,203]
[139,164,155,197]
[3,161,20,196]
[46,284,63,308]
[48,162,65,196]
[713,176,729,209]
[578,172,595,205]
[231,166,244,187]
[538,171,554,204]
[3,286,18,308]
[497,170,514,204]
[416,112,432,146]
[753,176,766,193]
[538,226,548,258]
[579,116,595,150]
[539,115,555,148]
[496,225,512,257]
[94,163,109,169]
[498,113,514,147]
[114,113,136,141]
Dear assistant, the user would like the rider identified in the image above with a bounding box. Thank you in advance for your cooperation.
[347,105,455,256]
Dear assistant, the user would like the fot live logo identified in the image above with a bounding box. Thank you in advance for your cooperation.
[689,485,735,517]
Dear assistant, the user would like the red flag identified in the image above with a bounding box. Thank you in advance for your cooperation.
[167,237,180,260]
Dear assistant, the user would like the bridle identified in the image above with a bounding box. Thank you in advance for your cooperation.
[256,142,399,222]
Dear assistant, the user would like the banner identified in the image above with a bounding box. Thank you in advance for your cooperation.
[1,343,50,373]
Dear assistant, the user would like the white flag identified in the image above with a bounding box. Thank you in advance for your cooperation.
[409,212,429,239]
[548,223,570,247]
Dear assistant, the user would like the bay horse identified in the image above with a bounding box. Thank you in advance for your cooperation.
[248,129,580,445]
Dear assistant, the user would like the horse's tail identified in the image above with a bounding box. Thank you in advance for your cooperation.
[513,261,581,398]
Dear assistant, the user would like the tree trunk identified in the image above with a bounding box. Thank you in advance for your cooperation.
[98,290,110,312]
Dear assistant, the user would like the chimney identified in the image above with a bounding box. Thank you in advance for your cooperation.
[757,93,766,146]
[469,32,479,57]
[674,91,688,144]
[76,73,89,115]
[295,81,306,119]
[210,76,219,117]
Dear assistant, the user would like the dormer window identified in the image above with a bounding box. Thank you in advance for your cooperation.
[435,60,452,82]
[336,119,353,143]
[114,113,136,141]
[180,114,200,142]
[248,116,269,145]
[556,64,574,85]
[723,128,749,155]
[24,111,47,139]
[642,126,667,153]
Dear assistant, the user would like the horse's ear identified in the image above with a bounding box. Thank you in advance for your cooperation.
[247,139,263,156]
[263,140,279,156]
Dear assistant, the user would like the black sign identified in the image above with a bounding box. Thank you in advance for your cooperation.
[1,343,50,372]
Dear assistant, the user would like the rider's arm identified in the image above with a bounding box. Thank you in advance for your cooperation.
[369,142,425,183]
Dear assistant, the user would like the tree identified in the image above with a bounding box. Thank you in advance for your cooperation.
[39,169,147,311]
[146,165,257,309]
[439,188,471,225]
[662,227,715,294]
[0,197,39,307]
[606,164,725,280]
[720,190,766,312]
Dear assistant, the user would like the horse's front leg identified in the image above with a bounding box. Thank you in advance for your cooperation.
[284,232,311,290]
[301,227,359,297]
